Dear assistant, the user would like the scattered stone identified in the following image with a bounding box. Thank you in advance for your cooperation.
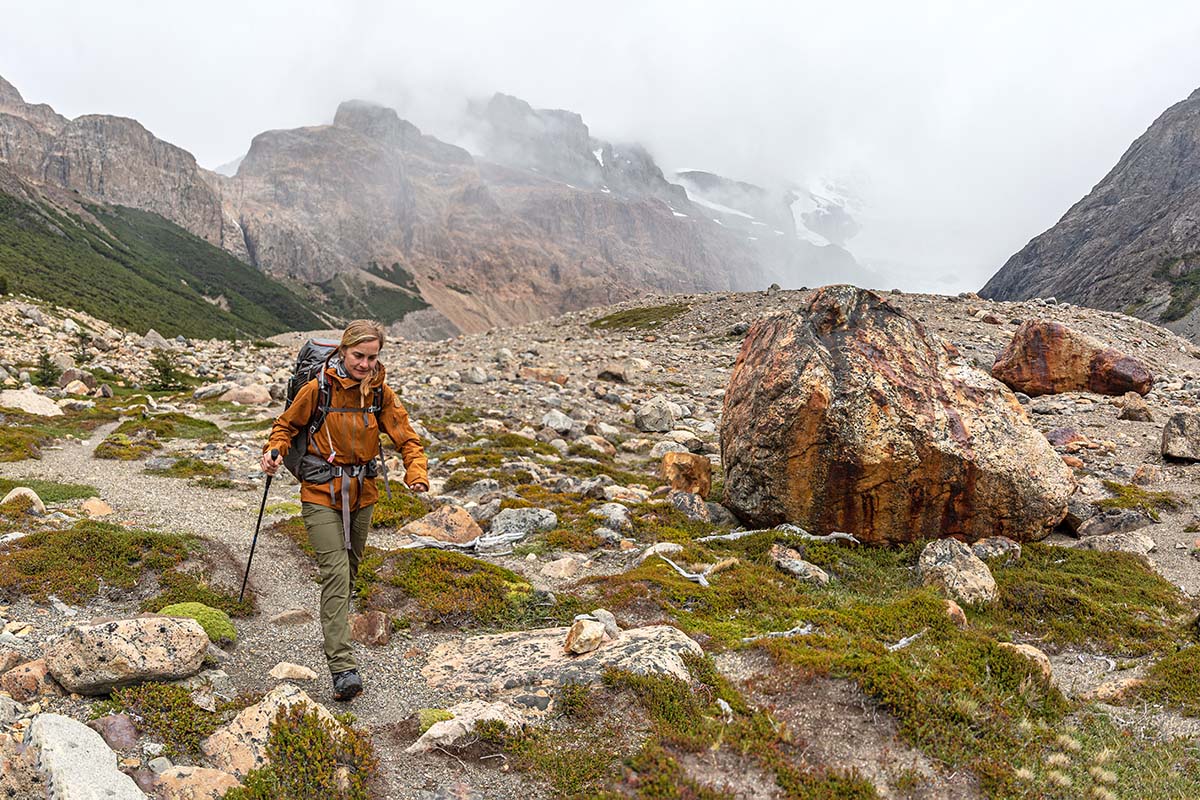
[149,756,174,774]
[541,557,580,580]
[971,536,1022,565]
[80,496,114,518]
[28,713,144,799]
[541,409,575,434]
[141,329,172,350]
[1162,412,1200,462]
[0,389,63,417]
[917,538,998,605]
[462,366,488,384]
[722,286,1074,544]
[268,662,319,682]
[660,451,712,498]
[590,502,632,531]
[997,642,1053,682]
[667,489,710,522]
[1,487,45,515]
[576,434,616,457]
[635,395,678,433]
[45,617,209,695]
[768,544,830,585]
[489,507,558,539]
[597,363,631,383]
[1082,676,1145,703]
[1118,391,1154,422]
[564,619,607,654]
[1077,508,1152,538]
[399,504,483,545]
[219,384,272,405]
[349,610,391,647]
[1075,530,1156,558]
[649,440,688,459]
[422,624,703,694]
[87,713,140,751]
[405,700,526,754]
[155,766,242,800]
[0,658,60,702]
[991,319,1153,396]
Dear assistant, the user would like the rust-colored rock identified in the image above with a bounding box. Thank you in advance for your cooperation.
[660,452,712,498]
[0,658,60,702]
[399,504,482,544]
[720,285,1075,545]
[991,320,1152,397]
[349,610,392,647]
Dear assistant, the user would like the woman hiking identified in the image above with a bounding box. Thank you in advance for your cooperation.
[260,319,428,701]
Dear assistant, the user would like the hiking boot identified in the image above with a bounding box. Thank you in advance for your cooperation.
[332,669,362,701]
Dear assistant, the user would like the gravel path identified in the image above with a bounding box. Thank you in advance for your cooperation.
[0,422,545,799]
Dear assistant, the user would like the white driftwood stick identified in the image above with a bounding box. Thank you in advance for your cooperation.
[697,525,861,545]
[741,623,814,643]
[886,628,928,652]
[657,554,710,587]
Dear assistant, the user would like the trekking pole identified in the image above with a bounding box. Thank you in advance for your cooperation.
[239,448,278,604]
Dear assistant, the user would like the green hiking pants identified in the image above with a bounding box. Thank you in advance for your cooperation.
[301,501,373,673]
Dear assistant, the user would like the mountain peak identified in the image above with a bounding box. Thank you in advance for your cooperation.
[0,74,24,106]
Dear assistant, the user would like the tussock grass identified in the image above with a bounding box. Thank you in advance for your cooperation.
[589,303,691,331]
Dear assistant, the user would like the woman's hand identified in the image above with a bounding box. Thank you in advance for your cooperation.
[409,481,429,493]
[260,450,283,476]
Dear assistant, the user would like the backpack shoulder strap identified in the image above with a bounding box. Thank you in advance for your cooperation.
[307,368,333,435]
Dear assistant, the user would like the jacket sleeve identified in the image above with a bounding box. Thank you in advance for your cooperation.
[265,380,318,457]
[379,385,429,488]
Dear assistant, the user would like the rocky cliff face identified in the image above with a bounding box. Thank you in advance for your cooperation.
[981,87,1200,340]
[215,98,771,333]
[0,76,239,253]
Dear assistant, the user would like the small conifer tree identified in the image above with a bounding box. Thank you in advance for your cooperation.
[34,349,60,387]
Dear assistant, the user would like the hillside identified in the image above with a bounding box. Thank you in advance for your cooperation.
[3,288,1200,797]
[0,172,324,338]
[981,87,1200,340]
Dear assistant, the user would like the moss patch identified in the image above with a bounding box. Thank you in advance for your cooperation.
[224,703,378,800]
[0,521,192,604]
[0,477,98,503]
[113,411,223,442]
[358,549,579,628]
[146,457,228,480]
[1097,480,1182,521]
[371,482,429,528]
[94,432,158,460]
[1130,646,1200,715]
[417,708,454,733]
[589,303,691,331]
[158,601,237,644]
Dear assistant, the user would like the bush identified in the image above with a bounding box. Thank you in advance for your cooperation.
[34,349,59,388]
[224,704,378,800]
[0,273,8,295]
[148,350,181,391]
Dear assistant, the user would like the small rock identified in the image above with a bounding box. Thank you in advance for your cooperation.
[349,610,391,647]
[400,504,483,545]
[768,544,830,585]
[219,384,272,405]
[155,766,243,800]
[1075,530,1156,558]
[660,452,712,498]
[80,496,114,518]
[541,557,580,580]
[971,536,1022,565]
[490,507,558,539]
[0,658,60,702]
[564,619,607,654]
[590,608,620,639]
[667,490,710,522]
[1118,391,1154,422]
[635,395,678,433]
[269,608,313,625]
[637,542,683,565]
[268,662,319,682]
[944,599,968,629]
[149,756,174,774]
[86,713,140,751]
[917,539,997,605]
[590,502,632,531]
[1162,412,1200,461]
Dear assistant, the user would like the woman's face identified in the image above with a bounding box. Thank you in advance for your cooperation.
[342,338,381,381]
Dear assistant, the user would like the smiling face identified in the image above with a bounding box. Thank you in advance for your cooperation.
[341,337,381,381]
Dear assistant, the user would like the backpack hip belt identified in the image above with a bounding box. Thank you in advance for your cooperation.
[327,463,374,551]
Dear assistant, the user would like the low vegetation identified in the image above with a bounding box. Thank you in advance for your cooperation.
[93,682,258,760]
[0,404,120,461]
[157,601,238,644]
[589,303,691,331]
[0,477,98,503]
[1097,480,1182,521]
[224,704,379,800]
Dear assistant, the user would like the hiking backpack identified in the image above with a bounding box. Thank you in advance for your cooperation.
[280,338,392,498]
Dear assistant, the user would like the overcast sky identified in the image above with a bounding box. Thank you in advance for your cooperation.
[4,0,1200,292]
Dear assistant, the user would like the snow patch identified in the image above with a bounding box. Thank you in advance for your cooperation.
[593,147,605,167]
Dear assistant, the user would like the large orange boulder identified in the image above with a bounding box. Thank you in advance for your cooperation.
[720,285,1075,545]
[991,320,1152,396]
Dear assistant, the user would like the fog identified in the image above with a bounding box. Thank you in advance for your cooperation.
[5,0,1200,292]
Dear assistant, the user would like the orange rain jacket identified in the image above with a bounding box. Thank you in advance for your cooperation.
[265,362,428,511]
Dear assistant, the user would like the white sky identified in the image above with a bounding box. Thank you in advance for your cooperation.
[4,0,1200,292]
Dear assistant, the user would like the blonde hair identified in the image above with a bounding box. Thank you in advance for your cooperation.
[339,319,386,400]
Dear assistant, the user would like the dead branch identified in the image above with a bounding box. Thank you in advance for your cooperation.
[741,623,815,643]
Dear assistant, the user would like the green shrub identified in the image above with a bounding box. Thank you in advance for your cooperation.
[34,349,59,387]
[0,477,98,503]
[143,568,255,617]
[148,350,182,391]
[224,704,378,800]
[93,682,254,759]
